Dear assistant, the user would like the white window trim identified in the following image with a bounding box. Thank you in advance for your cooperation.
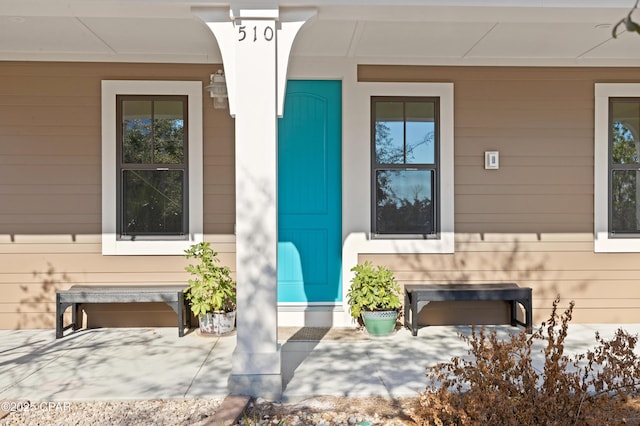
[101,80,203,255]
[343,81,455,255]
[594,83,640,252]
[341,81,454,324]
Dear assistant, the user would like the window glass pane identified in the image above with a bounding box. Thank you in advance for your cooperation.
[375,102,404,164]
[406,102,435,164]
[122,170,184,235]
[122,101,152,164]
[612,170,640,233]
[153,100,184,164]
[376,170,434,234]
[612,101,640,165]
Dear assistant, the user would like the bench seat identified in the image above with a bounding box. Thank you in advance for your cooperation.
[55,285,191,339]
[403,283,533,336]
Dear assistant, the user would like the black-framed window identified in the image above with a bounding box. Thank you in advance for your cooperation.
[610,98,640,237]
[116,95,188,239]
[371,97,439,238]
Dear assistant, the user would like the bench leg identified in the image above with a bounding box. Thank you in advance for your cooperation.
[510,300,518,327]
[177,291,185,337]
[510,299,533,334]
[56,293,63,339]
[56,298,78,339]
[184,296,192,330]
[404,291,420,336]
[411,294,419,336]
[404,291,410,332]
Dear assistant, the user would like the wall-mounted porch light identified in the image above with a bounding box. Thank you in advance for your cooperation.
[204,70,228,109]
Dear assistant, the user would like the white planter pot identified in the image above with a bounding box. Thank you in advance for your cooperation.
[199,310,236,336]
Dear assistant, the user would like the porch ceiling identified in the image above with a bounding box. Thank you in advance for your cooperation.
[0,1,639,66]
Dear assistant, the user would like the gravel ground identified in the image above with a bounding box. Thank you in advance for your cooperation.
[246,396,418,425]
[0,399,223,426]
[0,396,418,426]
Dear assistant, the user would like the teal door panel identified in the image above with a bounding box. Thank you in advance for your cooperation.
[277,80,342,303]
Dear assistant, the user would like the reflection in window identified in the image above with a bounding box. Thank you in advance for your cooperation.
[406,102,435,164]
[117,96,188,239]
[611,99,640,235]
[123,170,184,235]
[122,100,184,164]
[376,170,434,234]
[372,97,438,237]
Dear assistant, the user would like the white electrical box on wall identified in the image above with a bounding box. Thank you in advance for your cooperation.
[485,151,499,169]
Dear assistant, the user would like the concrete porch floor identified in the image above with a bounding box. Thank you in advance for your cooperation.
[1,324,639,404]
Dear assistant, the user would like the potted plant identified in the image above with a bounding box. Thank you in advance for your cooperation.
[346,260,402,337]
[184,242,236,336]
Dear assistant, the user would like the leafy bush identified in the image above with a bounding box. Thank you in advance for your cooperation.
[346,261,402,319]
[184,242,236,316]
[413,298,640,425]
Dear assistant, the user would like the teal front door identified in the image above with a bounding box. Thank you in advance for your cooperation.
[277,80,342,303]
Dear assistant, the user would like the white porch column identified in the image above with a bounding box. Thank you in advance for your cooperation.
[193,5,315,399]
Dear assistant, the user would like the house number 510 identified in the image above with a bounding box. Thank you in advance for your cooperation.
[238,25,274,42]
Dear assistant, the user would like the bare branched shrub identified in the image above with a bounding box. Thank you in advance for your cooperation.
[413,298,640,425]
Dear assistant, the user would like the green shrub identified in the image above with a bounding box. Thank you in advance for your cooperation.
[346,261,402,319]
[184,242,236,316]
[413,297,640,425]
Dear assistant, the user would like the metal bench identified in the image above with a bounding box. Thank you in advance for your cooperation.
[403,283,533,336]
[55,285,191,339]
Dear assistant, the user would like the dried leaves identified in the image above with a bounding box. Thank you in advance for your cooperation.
[414,297,640,425]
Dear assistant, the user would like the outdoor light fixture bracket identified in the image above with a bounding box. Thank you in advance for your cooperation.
[204,69,228,109]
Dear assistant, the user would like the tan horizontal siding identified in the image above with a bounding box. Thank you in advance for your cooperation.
[455,218,591,234]
[0,233,235,328]
[357,65,640,326]
[0,165,100,185]
[358,65,640,83]
[0,311,57,329]
[455,184,592,196]
[0,234,235,250]
[0,105,100,127]
[0,302,184,329]
[455,126,593,139]
[0,137,99,156]
[456,156,592,168]
[0,61,236,329]
[456,107,591,130]
[364,251,640,273]
[0,243,100,254]
[0,274,191,290]
[360,234,640,325]
[0,61,236,237]
[413,301,510,327]
[457,194,591,214]
[7,62,640,330]
[413,303,640,328]
[83,304,187,329]
[0,251,235,274]
[456,165,592,186]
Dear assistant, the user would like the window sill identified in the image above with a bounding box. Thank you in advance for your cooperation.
[102,236,201,256]
[595,232,640,253]
[344,232,454,255]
